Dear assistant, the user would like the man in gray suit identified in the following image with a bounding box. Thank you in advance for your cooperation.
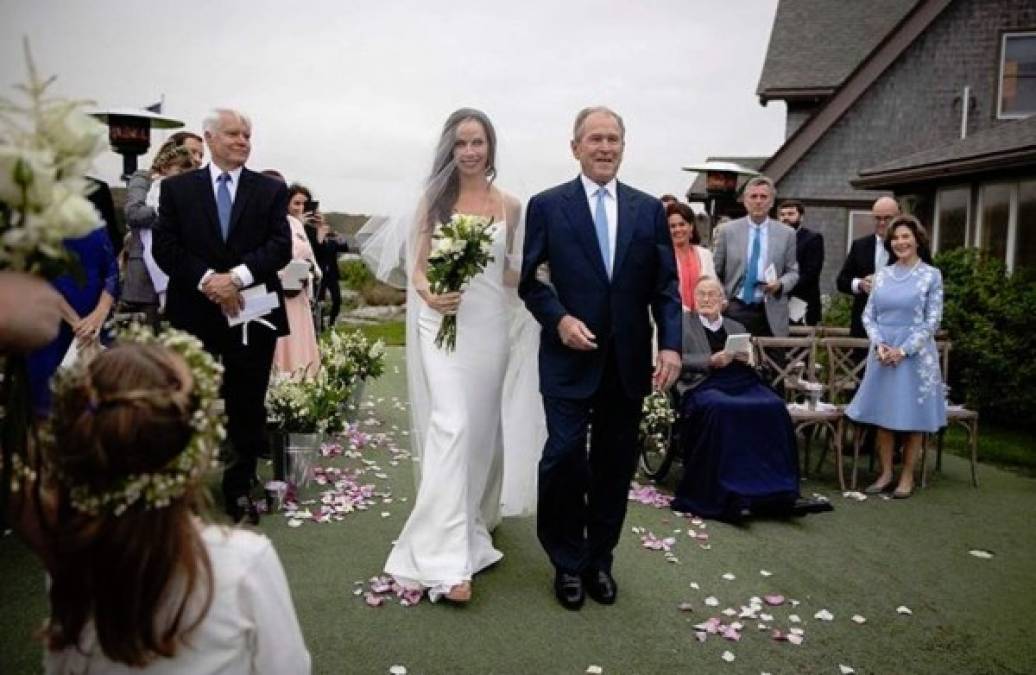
[713,175,799,337]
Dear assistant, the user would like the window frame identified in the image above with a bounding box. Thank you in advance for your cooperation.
[847,210,872,251]
[997,31,1036,120]
[975,180,1018,271]
[932,184,971,254]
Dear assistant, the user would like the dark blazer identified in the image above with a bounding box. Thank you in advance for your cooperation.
[836,234,879,338]
[86,177,120,255]
[152,167,292,345]
[677,313,746,396]
[791,226,824,325]
[519,177,682,399]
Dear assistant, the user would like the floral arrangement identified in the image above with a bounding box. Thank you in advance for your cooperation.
[267,371,347,435]
[48,326,226,516]
[319,327,386,392]
[640,390,676,449]
[0,39,107,276]
[424,213,496,351]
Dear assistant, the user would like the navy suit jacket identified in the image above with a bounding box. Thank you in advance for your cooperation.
[153,167,292,346]
[519,177,682,399]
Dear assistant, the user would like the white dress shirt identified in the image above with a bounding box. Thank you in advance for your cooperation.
[199,164,253,290]
[580,174,618,272]
[699,313,724,333]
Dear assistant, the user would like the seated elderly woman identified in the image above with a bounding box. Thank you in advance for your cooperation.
[671,277,830,521]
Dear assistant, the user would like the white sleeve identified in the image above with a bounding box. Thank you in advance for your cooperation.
[231,265,254,288]
[238,540,311,674]
[851,277,862,294]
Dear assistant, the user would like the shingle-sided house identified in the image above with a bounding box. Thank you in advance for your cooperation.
[755,0,1036,293]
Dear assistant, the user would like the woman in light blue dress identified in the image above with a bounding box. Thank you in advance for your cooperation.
[846,215,946,498]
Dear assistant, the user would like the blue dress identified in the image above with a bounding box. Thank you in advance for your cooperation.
[26,226,119,415]
[846,261,946,433]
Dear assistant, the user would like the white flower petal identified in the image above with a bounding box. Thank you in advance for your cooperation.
[851,614,867,624]
[721,650,736,663]
[585,667,603,674]
[839,666,855,674]
[814,609,834,622]
[968,549,994,559]
[897,605,913,615]
[705,596,720,607]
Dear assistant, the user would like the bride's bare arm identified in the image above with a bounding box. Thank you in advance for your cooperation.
[411,207,462,315]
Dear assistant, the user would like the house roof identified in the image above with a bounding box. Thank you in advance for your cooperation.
[761,0,954,184]
[756,0,919,103]
[686,157,768,198]
[853,115,1036,188]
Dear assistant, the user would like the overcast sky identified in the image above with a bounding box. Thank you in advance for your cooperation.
[1,0,785,215]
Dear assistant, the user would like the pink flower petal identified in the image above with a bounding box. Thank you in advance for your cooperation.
[764,594,785,606]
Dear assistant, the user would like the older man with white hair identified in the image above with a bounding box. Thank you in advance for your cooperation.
[713,175,799,337]
[154,108,292,524]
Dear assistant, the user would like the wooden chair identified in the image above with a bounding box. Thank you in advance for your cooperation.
[920,340,979,487]
[820,337,872,489]
[818,326,851,338]
[752,337,818,400]
[788,325,817,338]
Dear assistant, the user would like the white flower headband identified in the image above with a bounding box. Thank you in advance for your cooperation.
[49,326,225,516]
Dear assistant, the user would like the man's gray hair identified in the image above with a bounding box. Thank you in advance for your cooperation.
[743,174,776,197]
[202,108,252,134]
[572,106,625,142]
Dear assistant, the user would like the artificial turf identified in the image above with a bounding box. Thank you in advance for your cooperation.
[2,346,1034,674]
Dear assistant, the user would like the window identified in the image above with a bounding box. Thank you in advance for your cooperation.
[934,186,969,253]
[999,32,1036,118]
[1016,180,1036,270]
[978,183,1011,263]
[847,210,872,249]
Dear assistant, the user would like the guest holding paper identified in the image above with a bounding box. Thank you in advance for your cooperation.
[671,277,829,521]
[153,109,291,524]
[846,215,946,499]
[271,179,322,376]
[667,201,714,310]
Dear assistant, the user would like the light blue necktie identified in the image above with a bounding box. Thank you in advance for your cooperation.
[216,172,232,241]
[741,225,761,304]
[593,187,611,277]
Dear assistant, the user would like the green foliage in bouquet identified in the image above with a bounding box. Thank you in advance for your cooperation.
[425,214,496,351]
[266,372,346,435]
[935,248,1036,427]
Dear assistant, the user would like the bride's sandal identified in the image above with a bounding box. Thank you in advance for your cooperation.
[444,581,472,603]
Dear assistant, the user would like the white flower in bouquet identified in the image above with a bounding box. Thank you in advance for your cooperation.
[425,213,496,352]
[39,102,106,165]
[0,146,55,208]
[0,39,106,274]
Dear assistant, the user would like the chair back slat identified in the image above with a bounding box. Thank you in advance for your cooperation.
[820,337,871,403]
[753,337,818,396]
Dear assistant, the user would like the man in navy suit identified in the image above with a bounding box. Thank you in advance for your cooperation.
[519,107,682,610]
[153,109,291,524]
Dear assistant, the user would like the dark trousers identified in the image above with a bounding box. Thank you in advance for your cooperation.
[538,349,643,575]
[318,273,342,327]
[205,326,278,503]
[725,299,772,337]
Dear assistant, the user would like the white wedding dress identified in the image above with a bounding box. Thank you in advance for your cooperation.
[384,216,543,599]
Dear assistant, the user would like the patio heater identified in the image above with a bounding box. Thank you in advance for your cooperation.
[88,107,185,182]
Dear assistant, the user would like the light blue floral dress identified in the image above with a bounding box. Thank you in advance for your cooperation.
[846,261,947,432]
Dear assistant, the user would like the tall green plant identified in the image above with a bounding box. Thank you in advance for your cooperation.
[935,248,1036,427]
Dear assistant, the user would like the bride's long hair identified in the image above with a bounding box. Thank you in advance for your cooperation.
[423,108,497,230]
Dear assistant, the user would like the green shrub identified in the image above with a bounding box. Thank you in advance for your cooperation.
[935,248,1036,428]
[821,293,851,328]
[339,259,375,291]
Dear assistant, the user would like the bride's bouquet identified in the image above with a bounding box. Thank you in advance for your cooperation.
[425,213,495,352]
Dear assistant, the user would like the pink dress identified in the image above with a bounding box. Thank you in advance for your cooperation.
[273,215,321,376]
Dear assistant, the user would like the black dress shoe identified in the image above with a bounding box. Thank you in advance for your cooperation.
[790,497,834,517]
[554,572,585,610]
[583,569,617,605]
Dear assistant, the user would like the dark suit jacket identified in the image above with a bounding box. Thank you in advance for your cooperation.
[791,226,824,325]
[152,167,292,346]
[86,177,120,255]
[836,234,881,338]
[519,177,682,399]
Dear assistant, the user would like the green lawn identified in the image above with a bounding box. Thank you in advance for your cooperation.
[2,346,1035,674]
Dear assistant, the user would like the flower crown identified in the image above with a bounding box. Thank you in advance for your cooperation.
[49,326,225,516]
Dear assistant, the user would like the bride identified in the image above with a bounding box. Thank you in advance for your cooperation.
[362,108,544,603]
